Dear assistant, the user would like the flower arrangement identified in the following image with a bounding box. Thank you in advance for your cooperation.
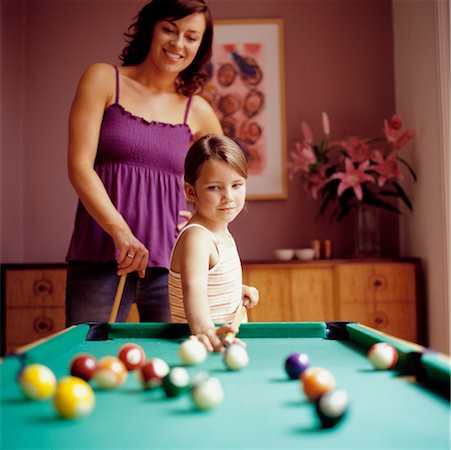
[288,113,416,221]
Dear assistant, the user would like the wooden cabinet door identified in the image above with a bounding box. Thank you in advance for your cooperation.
[335,263,417,341]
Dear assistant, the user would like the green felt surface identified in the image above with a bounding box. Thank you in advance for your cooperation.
[1,323,449,450]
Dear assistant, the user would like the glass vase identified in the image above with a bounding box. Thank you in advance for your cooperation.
[354,206,381,258]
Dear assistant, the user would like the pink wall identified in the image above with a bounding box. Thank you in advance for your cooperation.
[1,0,396,263]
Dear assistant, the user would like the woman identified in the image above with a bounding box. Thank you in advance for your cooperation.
[66,0,222,325]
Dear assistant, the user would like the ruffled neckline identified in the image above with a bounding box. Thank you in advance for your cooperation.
[107,103,193,139]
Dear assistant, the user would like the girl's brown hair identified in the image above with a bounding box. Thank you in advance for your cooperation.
[184,135,248,186]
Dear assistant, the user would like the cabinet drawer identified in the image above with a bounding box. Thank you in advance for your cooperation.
[336,263,416,303]
[5,307,66,352]
[6,269,67,307]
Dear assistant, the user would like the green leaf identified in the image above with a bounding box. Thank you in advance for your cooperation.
[397,157,417,182]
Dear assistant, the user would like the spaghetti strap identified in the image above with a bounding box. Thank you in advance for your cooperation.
[183,96,193,124]
[113,65,119,104]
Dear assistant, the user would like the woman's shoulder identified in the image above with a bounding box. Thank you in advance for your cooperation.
[187,95,223,137]
[80,62,116,82]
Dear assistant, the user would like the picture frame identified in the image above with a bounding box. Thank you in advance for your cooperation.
[201,19,287,200]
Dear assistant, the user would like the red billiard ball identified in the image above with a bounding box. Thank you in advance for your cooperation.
[118,343,146,371]
[70,354,97,382]
[138,358,169,390]
[302,367,336,401]
[284,352,310,379]
[367,342,398,370]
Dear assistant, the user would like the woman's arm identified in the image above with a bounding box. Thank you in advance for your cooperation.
[67,63,148,277]
[188,95,223,140]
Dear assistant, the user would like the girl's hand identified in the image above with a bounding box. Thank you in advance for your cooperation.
[114,232,149,278]
[242,284,259,309]
[177,210,192,231]
[194,324,243,352]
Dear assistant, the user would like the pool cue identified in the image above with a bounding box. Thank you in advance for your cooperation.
[224,304,247,346]
[109,273,127,323]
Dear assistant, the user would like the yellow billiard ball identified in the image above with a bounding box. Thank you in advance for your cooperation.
[18,364,57,401]
[53,376,95,419]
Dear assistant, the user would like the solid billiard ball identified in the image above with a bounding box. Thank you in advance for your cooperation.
[138,358,170,390]
[284,352,310,379]
[92,356,127,389]
[315,389,349,428]
[367,342,399,370]
[223,343,249,370]
[70,354,97,381]
[179,338,207,366]
[53,376,95,419]
[302,367,336,401]
[191,373,224,410]
[18,364,57,401]
[162,367,190,398]
[118,343,146,371]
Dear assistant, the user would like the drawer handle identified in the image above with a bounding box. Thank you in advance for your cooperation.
[33,279,53,295]
[369,311,389,329]
[369,275,387,291]
[33,316,54,333]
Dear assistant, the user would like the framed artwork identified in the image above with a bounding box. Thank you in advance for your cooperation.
[201,19,287,200]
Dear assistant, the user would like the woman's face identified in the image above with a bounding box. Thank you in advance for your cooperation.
[149,12,206,74]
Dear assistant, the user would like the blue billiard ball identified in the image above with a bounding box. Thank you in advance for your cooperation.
[284,352,310,379]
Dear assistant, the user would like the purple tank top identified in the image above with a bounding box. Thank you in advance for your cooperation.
[66,66,193,269]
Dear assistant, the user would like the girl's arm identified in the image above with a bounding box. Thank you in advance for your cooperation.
[67,63,148,277]
[176,227,236,352]
[242,284,259,308]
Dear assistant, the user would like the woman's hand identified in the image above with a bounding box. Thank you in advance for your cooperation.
[242,284,259,309]
[177,210,192,231]
[114,230,149,278]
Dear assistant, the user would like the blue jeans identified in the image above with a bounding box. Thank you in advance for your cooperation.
[65,261,170,326]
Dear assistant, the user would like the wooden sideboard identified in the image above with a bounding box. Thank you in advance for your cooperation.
[243,259,423,343]
[1,259,424,355]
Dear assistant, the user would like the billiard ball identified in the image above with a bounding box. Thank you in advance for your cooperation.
[162,367,190,398]
[367,342,399,370]
[138,358,170,390]
[284,352,310,379]
[315,389,349,428]
[18,363,57,401]
[302,367,336,401]
[70,354,97,381]
[118,343,146,371]
[92,356,127,389]
[179,338,207,366]
[223,343,249,370]
[191,373,224,410]
[53,376,95,419]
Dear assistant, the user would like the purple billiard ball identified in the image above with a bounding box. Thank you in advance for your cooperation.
[284,352,310,379]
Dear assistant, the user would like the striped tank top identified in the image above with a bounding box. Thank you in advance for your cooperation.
[168,224,247,324]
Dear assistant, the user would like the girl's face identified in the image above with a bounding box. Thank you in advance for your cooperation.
[149,12,206,74]
[188,159,247,226]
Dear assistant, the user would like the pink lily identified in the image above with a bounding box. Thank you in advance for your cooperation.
[339,136,372,163]
[383,119,414,150]
[308,165,329,199]
[322,112,331,136]
[301,121,314,144]
[372,150,403,187]
[330,158,374,201]
[287,141,317,175]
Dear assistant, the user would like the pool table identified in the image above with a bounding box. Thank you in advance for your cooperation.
[1,322,449,449]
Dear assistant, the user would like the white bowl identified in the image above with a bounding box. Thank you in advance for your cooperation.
[274,249,294,261]
[294,248,315,261]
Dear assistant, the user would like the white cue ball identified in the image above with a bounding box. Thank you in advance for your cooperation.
[179,338,207,366]
[223,343,249,370]
[191,375,224,410]
[367,342,399,370]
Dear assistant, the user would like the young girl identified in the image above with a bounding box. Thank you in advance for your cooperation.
[169,135,259,351]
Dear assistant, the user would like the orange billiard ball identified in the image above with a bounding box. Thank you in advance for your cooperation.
[92,356,127,389]
[302,367,336,401]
